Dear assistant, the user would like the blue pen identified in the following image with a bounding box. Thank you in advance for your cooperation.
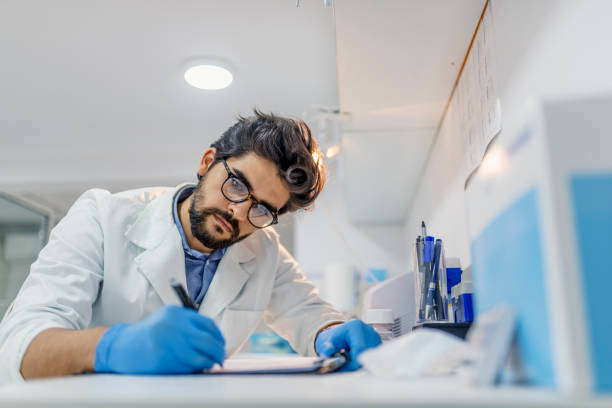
[416,236,427,321]
[425,238,443,320]
[423,236,435,320]
[424,236,434,262]
[431,239,445,320]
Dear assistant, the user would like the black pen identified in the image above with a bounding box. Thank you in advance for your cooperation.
[335,349,349,363]
[327,349,350,373]
[169,277,198,310]
[169,278,224,368]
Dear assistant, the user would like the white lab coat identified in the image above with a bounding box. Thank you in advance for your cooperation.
[0,185,345,383]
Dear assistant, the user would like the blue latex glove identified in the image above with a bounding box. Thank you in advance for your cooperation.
[315,319,382,371]
[94,305,226,374]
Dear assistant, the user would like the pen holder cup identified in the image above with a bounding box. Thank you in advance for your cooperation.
[413,240,447,322]
[412,321,472,340]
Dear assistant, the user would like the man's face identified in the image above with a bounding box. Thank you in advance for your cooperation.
[188,152,291,250]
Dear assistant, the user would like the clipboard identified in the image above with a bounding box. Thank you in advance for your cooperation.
[205,355,347,375]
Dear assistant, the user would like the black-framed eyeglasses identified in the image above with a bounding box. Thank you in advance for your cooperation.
[220,159,279,228]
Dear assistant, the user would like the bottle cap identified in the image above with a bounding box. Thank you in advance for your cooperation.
[363,308,394,324]
[446,257,461,268]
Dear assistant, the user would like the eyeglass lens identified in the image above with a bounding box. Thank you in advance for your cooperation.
[222,177,274,227]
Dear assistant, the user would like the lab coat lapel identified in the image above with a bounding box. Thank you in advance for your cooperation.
[135,231,186,306]
[126,185,189,306]
[199,242,255,318]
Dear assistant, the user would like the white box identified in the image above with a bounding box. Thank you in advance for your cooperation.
[466,95,612,395]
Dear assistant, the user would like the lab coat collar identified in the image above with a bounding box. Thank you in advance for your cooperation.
[126,184,256,315]
[125,185,179,250]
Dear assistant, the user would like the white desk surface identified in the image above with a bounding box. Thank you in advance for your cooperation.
[1,371,611,408]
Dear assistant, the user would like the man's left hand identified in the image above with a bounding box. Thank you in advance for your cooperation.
[315,319,382,371]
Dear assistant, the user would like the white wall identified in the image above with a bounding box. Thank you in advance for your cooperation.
[293,170,408,300]
[294,0,612,308]
[404,0,612,270]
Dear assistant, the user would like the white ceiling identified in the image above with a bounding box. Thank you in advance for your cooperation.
[0,0,485,221]
[0,0,338,211]
[334,0,484,223]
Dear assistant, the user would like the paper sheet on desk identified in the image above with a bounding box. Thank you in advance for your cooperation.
[358,329,466,378]
[206,356,345,375]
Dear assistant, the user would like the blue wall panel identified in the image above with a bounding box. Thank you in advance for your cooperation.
[571,174,612,394]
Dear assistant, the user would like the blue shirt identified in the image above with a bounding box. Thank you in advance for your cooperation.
[172,185,226,307]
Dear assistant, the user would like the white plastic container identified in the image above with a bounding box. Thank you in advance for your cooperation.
[323,262,359,313]
[363,308,394,342]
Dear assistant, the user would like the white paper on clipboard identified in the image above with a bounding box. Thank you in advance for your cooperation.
[205,355,347,375]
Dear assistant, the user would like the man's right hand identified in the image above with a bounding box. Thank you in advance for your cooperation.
[94,305,226,374]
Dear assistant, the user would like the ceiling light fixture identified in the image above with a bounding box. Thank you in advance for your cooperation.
[184,64,233,90]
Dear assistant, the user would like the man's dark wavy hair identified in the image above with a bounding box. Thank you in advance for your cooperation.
[207,109,326,215]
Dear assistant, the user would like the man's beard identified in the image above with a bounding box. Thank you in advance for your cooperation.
[188,181,251,250]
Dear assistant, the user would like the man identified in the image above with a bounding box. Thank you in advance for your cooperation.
[0,110,381,382]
